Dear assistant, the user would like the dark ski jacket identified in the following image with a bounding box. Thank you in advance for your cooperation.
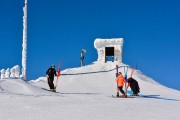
[46,67,57,78]
[127,78,140,92]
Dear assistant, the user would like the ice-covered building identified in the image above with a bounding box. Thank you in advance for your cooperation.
[94,38,123,63]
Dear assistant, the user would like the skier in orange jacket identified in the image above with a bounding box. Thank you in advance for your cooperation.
[116,72,126,97]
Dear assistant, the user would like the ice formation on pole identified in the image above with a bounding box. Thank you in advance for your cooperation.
[0,65,20,79]
[10,67,15,78]
[11,65,20,78]
[5,68,10,78]
[22,0,28,79]
[94,38,123,62]
[14,65,20,78]
[0,69,5,79]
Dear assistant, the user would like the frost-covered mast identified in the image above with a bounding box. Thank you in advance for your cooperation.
[22,0,28,79]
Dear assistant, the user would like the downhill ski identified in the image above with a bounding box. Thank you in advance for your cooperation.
[108,95,134,98]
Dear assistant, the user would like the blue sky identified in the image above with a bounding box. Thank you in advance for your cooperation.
[0,0,180,90]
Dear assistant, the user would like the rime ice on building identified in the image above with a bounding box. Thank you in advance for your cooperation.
[94,38,123,63]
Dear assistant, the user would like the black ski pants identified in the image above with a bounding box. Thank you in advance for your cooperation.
[118,86,125,95]
[48,77,55,89]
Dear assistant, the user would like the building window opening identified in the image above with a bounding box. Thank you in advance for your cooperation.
[105,47,114,62]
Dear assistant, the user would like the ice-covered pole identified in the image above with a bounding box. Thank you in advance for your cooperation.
[22,0,27,79]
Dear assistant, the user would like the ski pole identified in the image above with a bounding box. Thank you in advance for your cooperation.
[130,68,135,78]
[116,65,119,97]
[55,61,61,89]
[124,66,128,95]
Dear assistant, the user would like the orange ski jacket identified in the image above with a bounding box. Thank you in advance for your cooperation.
[116,74,126,87]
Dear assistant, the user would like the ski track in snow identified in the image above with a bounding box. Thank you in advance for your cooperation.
[0,62,180,120]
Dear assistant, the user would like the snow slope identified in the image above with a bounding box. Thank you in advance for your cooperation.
[0,62,180,120]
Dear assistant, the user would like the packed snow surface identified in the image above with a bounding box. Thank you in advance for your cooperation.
[0,62,180,120]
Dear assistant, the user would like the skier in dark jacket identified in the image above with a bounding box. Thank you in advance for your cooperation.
[126,77,140,96]
[46,64,57,92]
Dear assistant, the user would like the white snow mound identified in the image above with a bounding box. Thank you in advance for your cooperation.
[0,61,180,120]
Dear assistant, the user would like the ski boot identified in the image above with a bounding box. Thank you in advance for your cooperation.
[116,92,120,97]
[50,89,56,92]
[120,94,127,98]
[131,94,139,96]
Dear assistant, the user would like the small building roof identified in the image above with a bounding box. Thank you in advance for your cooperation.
[94,38,123,49]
